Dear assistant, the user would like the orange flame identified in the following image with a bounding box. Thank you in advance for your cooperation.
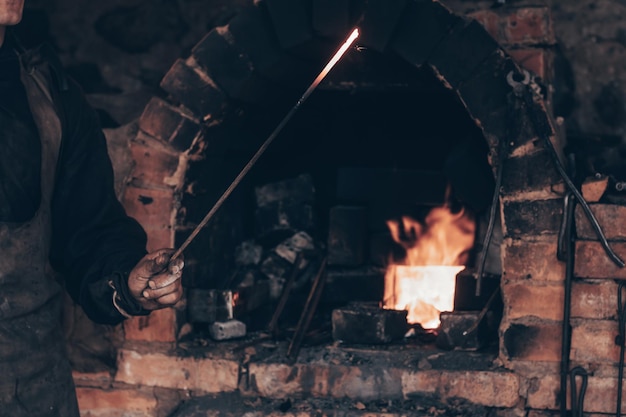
[383,203,476,328]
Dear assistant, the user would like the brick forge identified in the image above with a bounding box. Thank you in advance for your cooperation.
[73,1,626,416]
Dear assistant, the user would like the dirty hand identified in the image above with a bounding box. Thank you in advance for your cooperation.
[127,248,184,311]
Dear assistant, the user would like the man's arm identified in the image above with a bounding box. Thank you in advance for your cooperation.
[49,76,182,324]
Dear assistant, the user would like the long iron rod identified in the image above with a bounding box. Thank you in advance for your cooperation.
[171,28,360,260]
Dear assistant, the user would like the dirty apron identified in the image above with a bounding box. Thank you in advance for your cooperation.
[0,59,80,416]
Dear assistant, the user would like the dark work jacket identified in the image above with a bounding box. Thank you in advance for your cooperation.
[0,33,149,325]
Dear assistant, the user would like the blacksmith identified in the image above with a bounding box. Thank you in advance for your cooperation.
[0,1,184,415]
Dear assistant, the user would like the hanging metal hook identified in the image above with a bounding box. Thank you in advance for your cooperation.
[570,366,588,417]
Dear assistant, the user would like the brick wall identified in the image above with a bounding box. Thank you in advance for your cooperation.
[75,1,626,416]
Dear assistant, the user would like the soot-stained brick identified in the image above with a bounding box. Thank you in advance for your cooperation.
[502,198,563,237]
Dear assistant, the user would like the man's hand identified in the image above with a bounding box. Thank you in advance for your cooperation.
[127,248,184,311]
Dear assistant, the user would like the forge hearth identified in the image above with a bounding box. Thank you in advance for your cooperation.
[183,164,503,353]
[75,1,626,416]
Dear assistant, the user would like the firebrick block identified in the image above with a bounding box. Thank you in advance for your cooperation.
[275,231,315,264]
[453,272,501,311]
[502,238,564,282]
[428,20,501,88]
[456,51,517,142]
[264,0,312,49]
[508,48,551,81]
[321,266,385,305]
[227,4,317,91]
[390,0,462,67]
[500,150,562,195]
[332,303,408,344]
[255,201,315,242]
[501,198,562,237]
[138,97,200,152]
[187,289,233,323]
[209,319,247,341]
[501,282,563,322]
[575,240,626,280]
[520,97,555,145]
[160,58,226,121]
[129,133,180,187]
[503,6,555,46]
[312,0,350,37]
[227,4,283,73]
[123,308,181,343]
[575,203,626,241]
[327,206,368,266]
[260,252,293,299]
[255,174,316,208]
[502,321,561,362]
[358,0,408,52]
[192,29,271,103]
[436,311,493,351]
[122,186,176,233]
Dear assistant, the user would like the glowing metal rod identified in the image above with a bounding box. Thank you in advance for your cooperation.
[171,28,360,260]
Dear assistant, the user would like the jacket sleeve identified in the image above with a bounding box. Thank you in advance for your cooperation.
[49,76,150,325]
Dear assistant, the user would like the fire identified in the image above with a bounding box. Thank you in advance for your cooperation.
[382,203,476,329]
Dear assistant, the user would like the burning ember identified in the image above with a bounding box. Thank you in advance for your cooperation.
[382,202,476,329]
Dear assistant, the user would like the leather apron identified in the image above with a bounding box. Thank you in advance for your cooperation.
[0,56,80,417]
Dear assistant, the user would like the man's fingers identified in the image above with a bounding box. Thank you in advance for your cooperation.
[147,251,173,274]
[142,279,182,301]
[168,259,184,275]
[147,270,182,290]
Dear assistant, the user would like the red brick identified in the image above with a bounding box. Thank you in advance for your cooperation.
[529,374,626,414]
[123,307,180,343]
[502,238,565,282]
[571,320,620,363]
[438,371,520,408]
[402,370,519,408]
[192,28,275,103]
[115,349,239,392]
[575,376,626,414]
[502,7,554,45]
[76,387,158,417]
[160,58,226,121]
[502,282,563,321]
[575,204,626,241]
[574,241,626,279]
[526,374,558,410]
[400,370,440,395]
[571,281,618,320]
[502,321,562,362]
[122,186,176,234]
[249,363,404,400]
[130,133,181,187]
[507,48,551,80]
[502,199,562,236]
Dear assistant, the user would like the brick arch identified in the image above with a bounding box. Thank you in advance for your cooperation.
[123,0,560,341]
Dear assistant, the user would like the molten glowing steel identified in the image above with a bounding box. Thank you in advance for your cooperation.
[310,28,359,88]
[383,204,476,329]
